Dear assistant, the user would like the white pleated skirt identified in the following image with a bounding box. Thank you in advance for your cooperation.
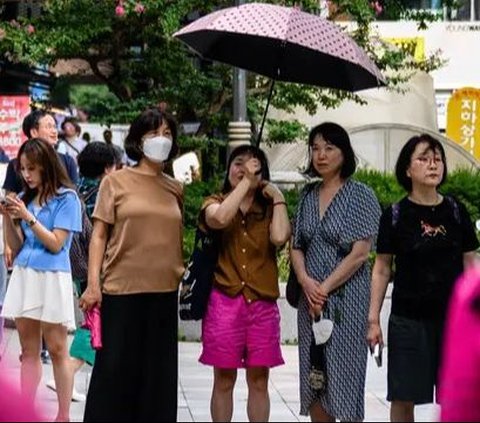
[0,266,76,330]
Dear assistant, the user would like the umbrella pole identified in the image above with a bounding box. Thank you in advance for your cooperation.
[256,79,275,147]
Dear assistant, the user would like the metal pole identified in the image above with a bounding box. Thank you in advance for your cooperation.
[233,67,247,122]
[233,0,247,122]
[228,0,251,157]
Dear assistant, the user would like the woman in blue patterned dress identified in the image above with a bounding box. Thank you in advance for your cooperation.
[291,122,381,421]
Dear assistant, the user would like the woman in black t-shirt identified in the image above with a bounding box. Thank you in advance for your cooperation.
[367,134,479,422]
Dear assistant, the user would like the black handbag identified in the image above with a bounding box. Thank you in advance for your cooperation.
[179,226,219,321]
[286,266,301,308]
[286,183,318,309]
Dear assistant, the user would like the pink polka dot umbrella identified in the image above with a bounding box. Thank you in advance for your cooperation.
[174,2,386,144]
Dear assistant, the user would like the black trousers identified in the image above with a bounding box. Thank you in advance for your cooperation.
[84,291,178,422]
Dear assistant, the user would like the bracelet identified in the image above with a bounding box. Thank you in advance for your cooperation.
[26,216,37,227]
[273,201,287,207]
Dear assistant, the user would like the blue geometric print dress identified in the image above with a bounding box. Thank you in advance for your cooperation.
[292,179,381,420]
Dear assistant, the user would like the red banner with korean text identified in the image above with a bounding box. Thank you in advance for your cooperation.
[446,88,480,160]
[0,96,31,159]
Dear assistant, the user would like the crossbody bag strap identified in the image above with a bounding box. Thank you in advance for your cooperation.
[300,182,325,252]
[444,195,461,224]
[82,185,99,203]
[64,139,81,155]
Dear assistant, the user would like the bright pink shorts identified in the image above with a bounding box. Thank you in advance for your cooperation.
[199,288,284,369]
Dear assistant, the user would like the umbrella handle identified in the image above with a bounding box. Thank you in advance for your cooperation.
[256,79,276,147]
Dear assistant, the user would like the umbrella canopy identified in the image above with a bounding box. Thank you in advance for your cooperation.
[174,2,385,92]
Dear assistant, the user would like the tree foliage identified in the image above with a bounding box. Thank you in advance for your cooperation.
[0,0,448,142]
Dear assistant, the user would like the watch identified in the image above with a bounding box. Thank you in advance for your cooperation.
[26,216,37,227]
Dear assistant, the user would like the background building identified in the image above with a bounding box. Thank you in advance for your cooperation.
[266,1,480,178]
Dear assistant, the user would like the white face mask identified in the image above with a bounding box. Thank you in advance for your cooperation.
[142,135,172,163]
[312,314,334,345]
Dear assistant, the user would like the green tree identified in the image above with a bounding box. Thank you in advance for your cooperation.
[0,0,447,141]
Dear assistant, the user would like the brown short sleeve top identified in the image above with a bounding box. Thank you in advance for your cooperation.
[93,167,184,295]
[202,194,279,302]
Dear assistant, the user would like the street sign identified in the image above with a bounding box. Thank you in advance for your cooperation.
[0,96,30,159]
[446,87,480,160]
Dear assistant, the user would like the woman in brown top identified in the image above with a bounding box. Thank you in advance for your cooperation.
[200,145,291,422]
[79,108,183,422]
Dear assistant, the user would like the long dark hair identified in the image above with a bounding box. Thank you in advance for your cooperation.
[16,138,75,205]
[222,145,271,215]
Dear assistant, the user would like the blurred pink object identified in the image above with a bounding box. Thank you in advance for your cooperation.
[439,266,480,422]
[0,374,41,421]
[82,306,102,350]
[134,3,145,14]
[115,5,125,17]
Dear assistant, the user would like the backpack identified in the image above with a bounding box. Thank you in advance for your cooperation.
[391,195,461,227]
[69,186,97,289]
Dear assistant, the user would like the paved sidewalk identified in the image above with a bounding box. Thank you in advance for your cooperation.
[0,328,439,422]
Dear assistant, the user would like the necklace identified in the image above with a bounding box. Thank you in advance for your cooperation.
[408,193,442,207]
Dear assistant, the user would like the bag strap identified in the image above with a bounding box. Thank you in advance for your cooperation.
[391,202,400,227]
[298,183,316,214]
[61,139,81,155]
[82,185,99,204]
[297,183,323,251]
[444,195,461,224]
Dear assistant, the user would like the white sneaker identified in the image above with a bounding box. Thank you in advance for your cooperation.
[46,379,87,402]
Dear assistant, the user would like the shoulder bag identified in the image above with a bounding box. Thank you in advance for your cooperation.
[179,224,219,321]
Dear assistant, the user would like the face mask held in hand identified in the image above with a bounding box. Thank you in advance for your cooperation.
[312,313,334,345]
[142,136,172,163]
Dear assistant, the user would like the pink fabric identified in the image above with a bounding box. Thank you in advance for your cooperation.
[439,266,480,422]
[200,288,284,369]
[0,373,42,421]
[82,306,102,350]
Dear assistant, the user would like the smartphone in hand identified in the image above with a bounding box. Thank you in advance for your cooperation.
[370,343,383,367]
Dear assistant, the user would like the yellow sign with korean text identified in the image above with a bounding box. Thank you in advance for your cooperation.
[383,37,425,62]
[447,87,480,160]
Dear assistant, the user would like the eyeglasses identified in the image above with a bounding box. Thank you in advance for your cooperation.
[39,123,57,131]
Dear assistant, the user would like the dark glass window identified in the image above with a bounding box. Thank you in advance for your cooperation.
[401,0,442,10]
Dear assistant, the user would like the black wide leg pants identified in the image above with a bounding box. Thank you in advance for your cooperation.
[84,291,178,422]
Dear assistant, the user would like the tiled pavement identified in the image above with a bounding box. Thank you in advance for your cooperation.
[0,328,439,422]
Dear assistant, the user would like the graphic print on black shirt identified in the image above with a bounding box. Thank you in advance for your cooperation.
[420,220,447,237]
[377,196,479,320]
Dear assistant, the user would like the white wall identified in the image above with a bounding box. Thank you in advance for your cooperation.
[372,21,480,91]
[268,72,439,134]
[77,123,129,149]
